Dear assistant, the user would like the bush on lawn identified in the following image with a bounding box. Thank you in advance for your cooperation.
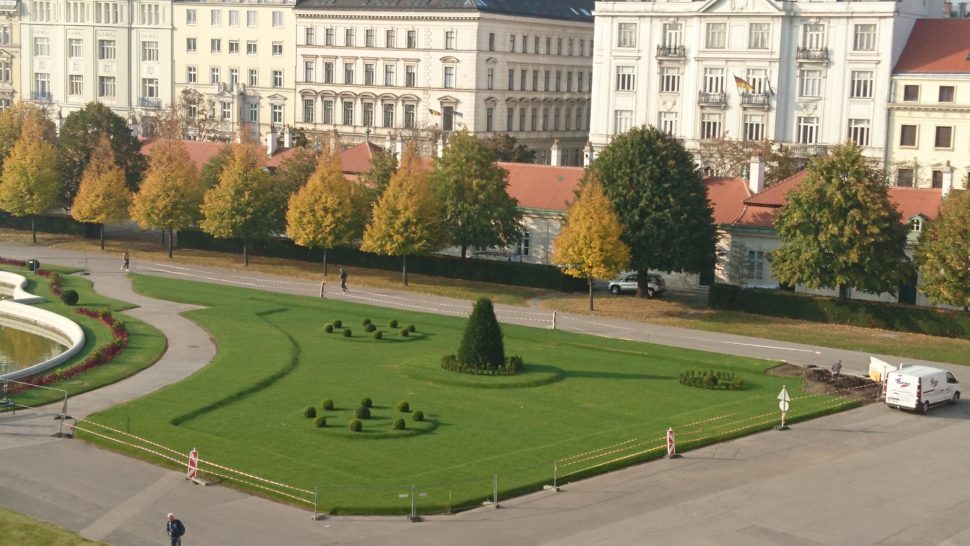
[304,406,317,418]
[324,324,334,333]
[412,410,424,422]
[400,328,409,337]
[60,289,79,306]
[348,419,362,432]
[362,318,371,326]
[456,299,505,370]
[343,328,352,337]
[407,324,416,333]
[389,319,398,328]
[679,369,744,390]
[372,331,382,340]
[360,397,373,408]
[314,416,327,428]
[354,406,371,419]
[364,323,376,333]
[396,400,410,412]
[393,418,405,430]
[322,399,334,411]
[333,319,342,328]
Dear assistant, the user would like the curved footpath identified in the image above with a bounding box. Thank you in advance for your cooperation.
[1,244,969,546]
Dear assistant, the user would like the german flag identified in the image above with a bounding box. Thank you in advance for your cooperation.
[733,74,754,93]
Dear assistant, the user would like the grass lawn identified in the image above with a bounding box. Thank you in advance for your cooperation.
[82,274,853,515]
[0,264,166,409]
[0,506,104,545]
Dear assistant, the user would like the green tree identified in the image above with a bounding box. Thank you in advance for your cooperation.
[457,298,505,370]
[199,145,234,189]
[0,115,62,243]
[131,139,204,258]
[70,136,132,249]
[429,130,522,258]
[771,143,911,300]
[591,126,717,297]
[361,142,446,285]
[285,143,358,275]
[552,176,630,310]
[915,189,970,310]
[58,102,147,201]
[200,144,278,266]
[0,102,58,171]
[361,147,398,203]
[478,133,536,163]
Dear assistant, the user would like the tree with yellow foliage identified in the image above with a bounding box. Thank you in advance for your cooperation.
[361,142,446,285]
[552,177,630,310]
[71,136,132,249]
[0,114,62,244]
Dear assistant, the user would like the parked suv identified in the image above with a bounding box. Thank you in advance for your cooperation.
[608,272,666,298]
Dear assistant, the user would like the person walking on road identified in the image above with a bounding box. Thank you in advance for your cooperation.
[339,266,348,292]
[166,513,186,546]
[122,249,130,271]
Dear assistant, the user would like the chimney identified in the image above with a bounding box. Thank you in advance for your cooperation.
[748,154,766,195]
[436,135,445,158]
[283,126,292,149]
[942,161,954,197]
[583,141,593,167]
[550,140,561,167]
[944,0,953,16]
[961,2,967,17]
[266,129,276,157]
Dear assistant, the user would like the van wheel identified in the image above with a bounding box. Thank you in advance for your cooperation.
[952,392,960,405]
[920,401,930,414]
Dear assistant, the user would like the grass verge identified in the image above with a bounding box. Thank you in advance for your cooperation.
[0,506,104,546]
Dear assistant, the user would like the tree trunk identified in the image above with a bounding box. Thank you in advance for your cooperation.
[588,277,594,311]
[322,248,328,276]
[838,284,849,300]
[31,216,36,244]
[637,268,648,298]
[402,255,409,286]
[168,229,174,258]
[461,245,467,259]
[243,237,249,266]
[99,224,105,250]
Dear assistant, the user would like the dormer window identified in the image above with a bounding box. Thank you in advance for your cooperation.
[910,217,923,232]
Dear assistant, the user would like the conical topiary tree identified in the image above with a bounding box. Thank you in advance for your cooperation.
[457,298,505,369]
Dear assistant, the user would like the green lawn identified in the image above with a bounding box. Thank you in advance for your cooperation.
[82,274,853,515]
[0,506,104,546]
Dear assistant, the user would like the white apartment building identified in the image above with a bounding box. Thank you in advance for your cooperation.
[171,0,296,142]
[888,18,970,190]
[0,0,20,110]
[589,0,945,169]
[20,0,173,134]
[294,0,593,165]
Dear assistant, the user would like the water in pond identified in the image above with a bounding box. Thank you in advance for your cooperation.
[0,324,67,373]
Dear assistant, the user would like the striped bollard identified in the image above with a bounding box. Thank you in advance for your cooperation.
[187,448,199,481]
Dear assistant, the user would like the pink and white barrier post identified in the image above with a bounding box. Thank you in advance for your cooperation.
[666,427,680,458]
[187,448,199,481]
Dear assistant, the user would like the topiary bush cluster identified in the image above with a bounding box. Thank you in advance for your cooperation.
[441,354,524,376]
[679,370,744,390]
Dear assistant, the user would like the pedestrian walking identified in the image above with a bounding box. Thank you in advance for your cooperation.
[339,266,348,292]
[122,249,130,271]
[319,279,326,298]
[165,513,186,546]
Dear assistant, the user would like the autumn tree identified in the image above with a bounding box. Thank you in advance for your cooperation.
[591,126,717,297]
[771,144,911,300]
[200,144,279,265]
[428,130,522,258]
[199,146,234,189]
[70,136,132,249]
[361,147,398,203]
[58,102,147,201]
[0,102,58,171]
[361,142,446,285]
[0,115,62,243]
[285,143,359,275]
[479,133,536,163]
[131,139,204,257]
[552,177,630,310]
[915,189,970,310]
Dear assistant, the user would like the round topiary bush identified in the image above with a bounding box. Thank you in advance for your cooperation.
[360,397,373,408]
[389,319,398,328]
[412,410,424,422]
[333,319,342,328]
[60,289,79,306]
[362,318,371,326]
[354,406,371,419]
[343,328,352,337]
[364,323,376,333]
[348,419,362,432]
[313,416,327,428]
[373,331,383,340]
[396,400,410,412]
[400,328,409,337]
[407,324,416,333]
[304,406,317,418]
[322,399,334,411]
[324,324,334,333]
[393,418,406,430]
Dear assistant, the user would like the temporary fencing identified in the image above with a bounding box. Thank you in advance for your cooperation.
[0,378,70,436]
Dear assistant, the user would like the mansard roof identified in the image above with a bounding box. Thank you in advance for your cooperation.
[295,0,594,22]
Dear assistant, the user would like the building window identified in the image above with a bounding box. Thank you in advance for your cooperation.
[323,62,333,83]
[443,66,455,88]
[508,69,514,90]
[221,101,231,121]
[383,103,394,128]
[142,78,159,98]
[272,11,282,28]
[210,67,220,84]
[743,114,765,141]
[211,39,222,54]
[617,23,636,48]
[565,107,572,131]
[931,170,943,189]
[68,74,83,95]
[799,69,821,97]
[556,71,562,91]
[700,112,722,139]
[249,69,258,86]
[142,41,159,62]
[211,9,221,26]
[186,9,196,25]
[509,33,516,53]
[850,71,873,99]
[404,104,415,128]
[387,29,396,48]
[578,72,585,92]
[554,108,561,130]
[903,85,919,101]
[515,231,530,257]
[365,63,375,85]
[543,70,550,90]
[229,68,238,86]
[363,102,374,127]
[273,70,283,88]
[745,68,768,94]
[486,107,494,132]
[531,107,537,131]
[344,63,354,84]
[703,68,724,93]
[187,66,197,83]
[443,106,454,131]
[519,108,526,131]
[272,104,283,124]
[69,39,83,58]
[659,112,677,135]
[899,125,917,147]
[616,66,635,91]
[247,41,257,55]
[706,23,726,49]
[345,28,355,47]
[847,119,870,146]
[745,250,765,280]
[405,65,416,87]
[488,32,494,51]
[325,28,334,46]
[520,69,527,91]
[939,86,955,103]
[98,76,116,98]
[342,101,353,125]
[542,107,548,131]
[384,64,396,86]
[304,61,314,82]
[506,107,514,131]
[323,100,333,124]
[557,37,563,55]
[853,24,876,51]
[524,35,530,54]
[934,126,953,149]
[229,10,239,27]
[445,30,455,50]
[796,116,819,144]
[532,70,538,91]
[98,39,116,60]
[247,10,257,27]
[660,66,680,93]
[803,23,825,49]
[613,109,632,135]
[33,73,50,98]
[407,30,416,48]
[749,23,769,49]
[896,168,914,187]
[228,40,239,55]
[486,67,494,90]
[186,38,196,53]
[366,29,375,48]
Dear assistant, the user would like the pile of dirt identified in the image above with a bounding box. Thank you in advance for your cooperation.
[767,363,882,402]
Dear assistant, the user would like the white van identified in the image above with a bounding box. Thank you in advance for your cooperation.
[885,365,960,414]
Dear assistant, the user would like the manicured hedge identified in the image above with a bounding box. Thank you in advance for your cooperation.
[0,212,96,237]
[177,229,585,292]
[709,284,970,339]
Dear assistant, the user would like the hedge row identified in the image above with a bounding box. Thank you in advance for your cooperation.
[708,284,970,339]
[178,229,585,292]
[0,212,96,237]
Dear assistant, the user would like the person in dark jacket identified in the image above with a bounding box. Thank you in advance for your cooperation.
[166,513,186,546]
[339,266,348,292]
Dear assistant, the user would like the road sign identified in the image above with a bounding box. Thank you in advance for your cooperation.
[779,399,790,412]
[777,385,790,430]
[778,385,790,403]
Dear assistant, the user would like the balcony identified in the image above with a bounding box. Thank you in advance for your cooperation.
[697,91,726,107]
[31,91,51,101]
[796,47,829,62]
[139,97,163,109]
[740,93,771,109]
[787,143,829,157]
[656,45,686,59]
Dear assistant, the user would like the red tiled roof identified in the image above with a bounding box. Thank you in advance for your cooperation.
[497,162,583,211]
[340,141,387,174]
[894,19,970,74]
[703,176,750,225]
[888,187,942,220]
[265,147,299,170]
[743,171,806,207]
[140,138,227,172]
